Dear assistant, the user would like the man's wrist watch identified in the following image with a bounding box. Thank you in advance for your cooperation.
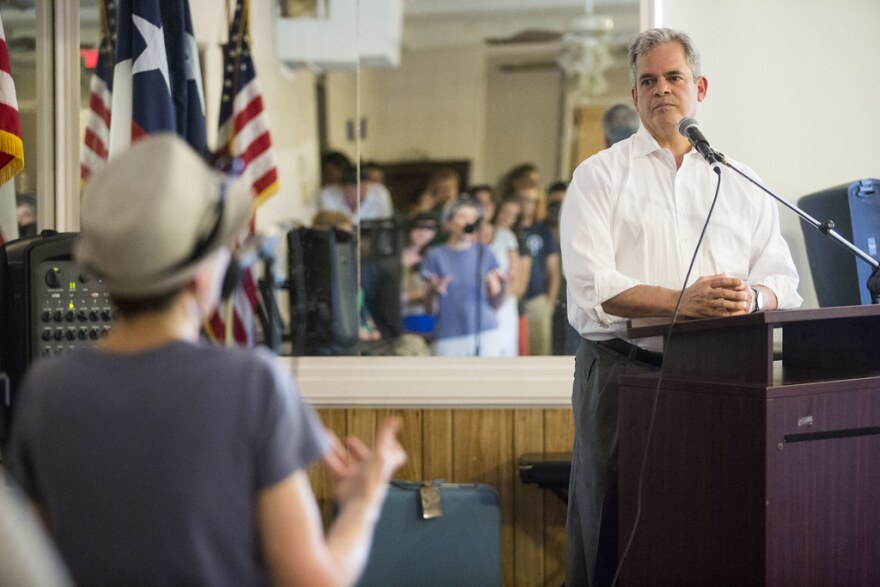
[751,287,765,313]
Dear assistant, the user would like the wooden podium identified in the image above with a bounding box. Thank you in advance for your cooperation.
[618,305,880,586]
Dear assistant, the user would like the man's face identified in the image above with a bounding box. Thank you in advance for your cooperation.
[342,182,367,207]
[17,204,35,226]
[631,42,707,139]
[432,178,459,205]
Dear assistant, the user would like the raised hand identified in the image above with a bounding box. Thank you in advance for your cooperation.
[425,273,453,297]
[323,417,407,508]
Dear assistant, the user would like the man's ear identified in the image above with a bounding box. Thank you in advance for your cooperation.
[696,75,708,102]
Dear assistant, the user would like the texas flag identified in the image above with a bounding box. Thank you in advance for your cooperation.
[108,0,206,156]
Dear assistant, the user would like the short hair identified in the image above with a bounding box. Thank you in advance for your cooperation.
[468,184,496,202]
[602,104,640,145]
[628,28,702,85]
[16,193,36,212]
[428,167,461,187]
[339,165,367,185]
[362,160,382,173]
[441,195,482,225]
[546,181,568,194]
[312,209,353,230]
[498,163,540,199]
[321,150,353,171]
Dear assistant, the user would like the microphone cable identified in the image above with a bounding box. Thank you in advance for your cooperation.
[611,167,724,586]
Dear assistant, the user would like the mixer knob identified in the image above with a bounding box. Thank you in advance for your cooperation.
[45,268,61,288]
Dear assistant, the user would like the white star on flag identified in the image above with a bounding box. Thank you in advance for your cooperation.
[131,14,170,94]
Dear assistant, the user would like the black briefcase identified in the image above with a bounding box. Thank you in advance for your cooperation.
[356,481,501,587]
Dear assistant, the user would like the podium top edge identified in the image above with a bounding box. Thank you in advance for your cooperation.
[627,304,880,338]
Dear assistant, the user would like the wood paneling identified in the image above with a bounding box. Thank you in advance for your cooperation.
[310,407,574,587]
[543,409,574,586]
[513,409,546,584]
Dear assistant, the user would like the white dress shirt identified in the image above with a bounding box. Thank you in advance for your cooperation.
[318,182,394,222]
[560,126,802,349]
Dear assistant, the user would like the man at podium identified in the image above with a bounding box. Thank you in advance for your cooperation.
[559,27,802,587]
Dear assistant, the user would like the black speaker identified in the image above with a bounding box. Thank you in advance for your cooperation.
[358,218,402,339]
[799,179,880,307]
[0,232,115,445]
[287,227,359,356]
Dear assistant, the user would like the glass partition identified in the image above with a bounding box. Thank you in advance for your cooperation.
[320,0,641,357]
[68,0,640,357]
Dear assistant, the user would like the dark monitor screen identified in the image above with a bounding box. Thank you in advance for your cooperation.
[798,179,880,307]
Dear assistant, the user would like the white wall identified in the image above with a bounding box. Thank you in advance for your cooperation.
[333,46,491,180]
[658,0,880,307]
[485,61,563,187]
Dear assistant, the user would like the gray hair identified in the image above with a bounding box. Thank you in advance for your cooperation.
[628,28,702,85]
[602,104,640,145]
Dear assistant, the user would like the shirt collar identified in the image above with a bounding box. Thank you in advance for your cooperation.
[630,124,703,163]
[630,125,664,159]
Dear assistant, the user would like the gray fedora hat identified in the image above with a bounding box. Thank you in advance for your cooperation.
[76,134,253,298]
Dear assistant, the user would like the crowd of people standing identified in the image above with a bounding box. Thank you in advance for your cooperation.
[315,104,640,358]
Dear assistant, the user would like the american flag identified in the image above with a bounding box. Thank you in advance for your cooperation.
[0,10,24,247]
[80,0,116,183]
[108,0,206,156]
[207,0,280,346]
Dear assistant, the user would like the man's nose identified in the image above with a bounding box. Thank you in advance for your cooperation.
[653,78,671,95]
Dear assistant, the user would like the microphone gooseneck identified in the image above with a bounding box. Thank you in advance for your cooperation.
[678,117,722,173]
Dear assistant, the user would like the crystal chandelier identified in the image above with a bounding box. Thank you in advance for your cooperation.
[557,14,614,105]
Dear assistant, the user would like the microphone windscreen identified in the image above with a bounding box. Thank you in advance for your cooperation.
[678,117,698,138]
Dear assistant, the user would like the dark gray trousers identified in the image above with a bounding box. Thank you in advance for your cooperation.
[565,338,660,587]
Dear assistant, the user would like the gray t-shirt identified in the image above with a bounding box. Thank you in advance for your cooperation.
[6,340,328,586]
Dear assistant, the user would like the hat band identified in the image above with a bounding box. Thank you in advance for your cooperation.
[157,178,231,279]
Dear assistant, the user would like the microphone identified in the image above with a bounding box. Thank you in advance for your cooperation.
[463,218,482,234]
[678,117,721,172]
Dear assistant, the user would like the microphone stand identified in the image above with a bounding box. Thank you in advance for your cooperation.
[464,218,484,356]
[713,151,880,304]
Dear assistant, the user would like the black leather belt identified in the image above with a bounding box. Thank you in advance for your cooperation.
[596,338,663,367]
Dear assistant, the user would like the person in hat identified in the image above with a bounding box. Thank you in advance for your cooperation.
[4,134,406,586]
